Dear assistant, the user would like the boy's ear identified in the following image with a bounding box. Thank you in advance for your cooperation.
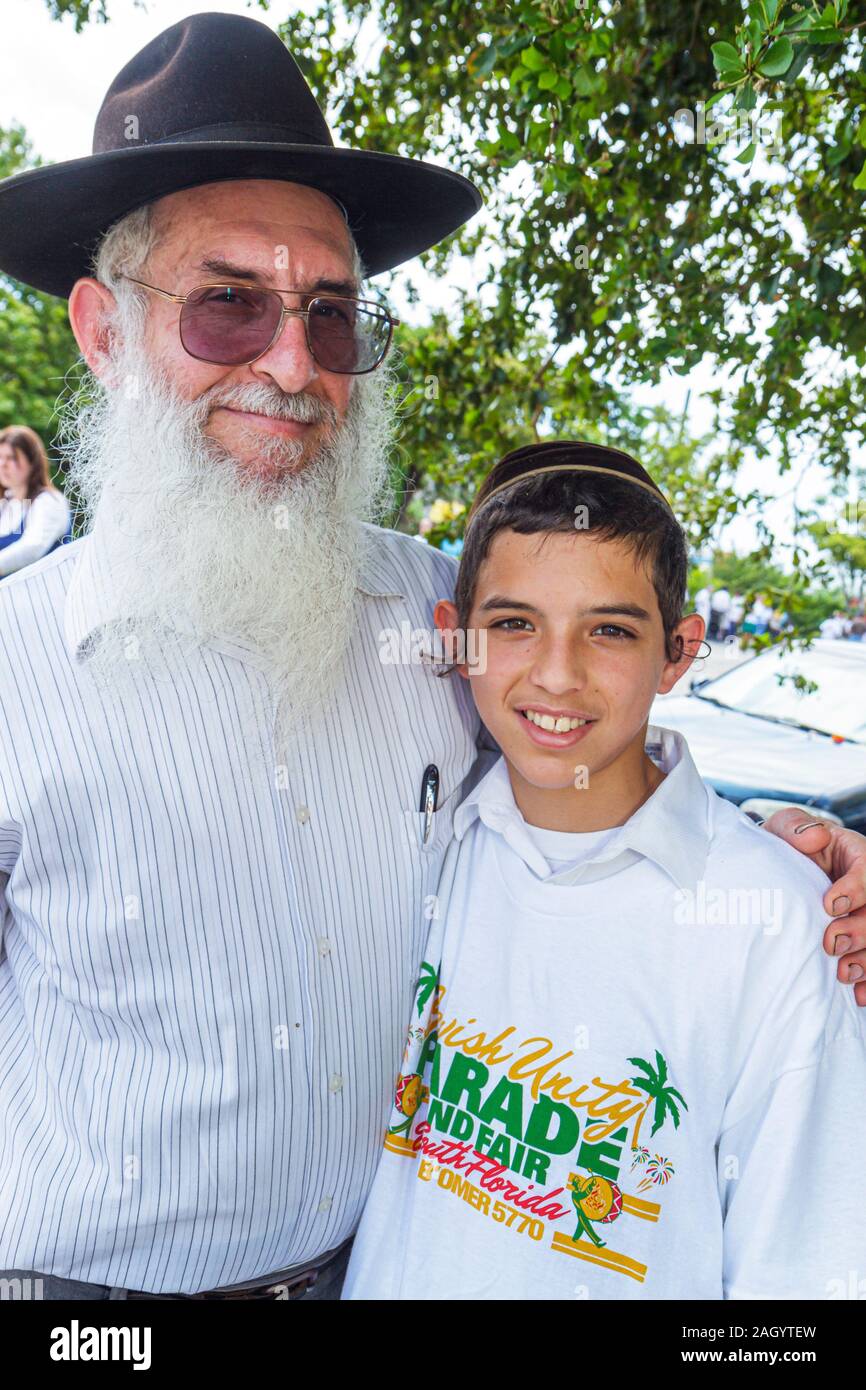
[657,612,706,695]
[433,599,469,680]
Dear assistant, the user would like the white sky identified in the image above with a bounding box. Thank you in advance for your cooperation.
[1,0,854,565]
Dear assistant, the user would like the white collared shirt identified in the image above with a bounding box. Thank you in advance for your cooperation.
[344,728,866,1300]
[0,522,487,1292]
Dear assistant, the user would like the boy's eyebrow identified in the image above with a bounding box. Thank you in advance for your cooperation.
[587,603,653,621]
[478,595,653,621]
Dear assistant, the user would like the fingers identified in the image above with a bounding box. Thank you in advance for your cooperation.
[823,908,866,1005]
[837,946,866,987]
[761,806,833,865]
[820,829,866,918]
[823,906,866,961]
[760,807,866,1005]
[763,806,866,918]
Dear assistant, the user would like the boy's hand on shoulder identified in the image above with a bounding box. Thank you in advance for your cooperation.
[762,805,866,1006]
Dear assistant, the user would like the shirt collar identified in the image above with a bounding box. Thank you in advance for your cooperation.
[64,518,405,664]
[452,725,711,894]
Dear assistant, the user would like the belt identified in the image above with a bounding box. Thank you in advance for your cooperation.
[125,1239,351,1301]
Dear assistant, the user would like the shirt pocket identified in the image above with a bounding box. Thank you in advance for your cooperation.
[402,785,459,857]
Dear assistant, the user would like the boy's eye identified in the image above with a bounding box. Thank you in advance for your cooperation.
[492,617,530,633]
[593,624,635,639]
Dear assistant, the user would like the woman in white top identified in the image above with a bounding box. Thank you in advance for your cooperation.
[0,426,71,578]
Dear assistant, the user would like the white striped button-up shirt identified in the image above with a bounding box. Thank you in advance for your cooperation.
[0,523,484,1292]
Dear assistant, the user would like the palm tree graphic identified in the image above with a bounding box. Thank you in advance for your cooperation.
[628,1050,688,1150]
[414,961,439,1018]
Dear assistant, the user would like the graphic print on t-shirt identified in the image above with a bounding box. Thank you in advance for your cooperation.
[384,960,689,1284]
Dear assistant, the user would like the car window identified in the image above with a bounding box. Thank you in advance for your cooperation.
[695,643,866,743]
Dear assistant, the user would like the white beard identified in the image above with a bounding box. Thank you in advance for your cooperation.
[59,322,395,740]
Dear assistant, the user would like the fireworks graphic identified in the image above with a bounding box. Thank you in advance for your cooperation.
[636,1154,675,1191]
[629,1145,651,1171]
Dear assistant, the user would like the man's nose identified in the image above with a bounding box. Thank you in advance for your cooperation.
[250,309,319,394]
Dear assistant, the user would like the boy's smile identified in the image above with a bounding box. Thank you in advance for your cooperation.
[516,704,596,748]
[435,527,703,832]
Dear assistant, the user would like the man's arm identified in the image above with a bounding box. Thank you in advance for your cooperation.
[762,807,866,1006]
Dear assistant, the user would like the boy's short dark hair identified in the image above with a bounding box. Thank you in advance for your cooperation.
[452,468,690,663]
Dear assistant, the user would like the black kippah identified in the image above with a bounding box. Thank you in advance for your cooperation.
[466,440,675,530]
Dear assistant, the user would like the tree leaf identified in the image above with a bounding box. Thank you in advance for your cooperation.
[472,44,500,78]
[520,45,547,72]
[712,41,745,73]
[758,36,794,76]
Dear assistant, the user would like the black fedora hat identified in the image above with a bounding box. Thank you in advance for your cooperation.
[0,10,482,299]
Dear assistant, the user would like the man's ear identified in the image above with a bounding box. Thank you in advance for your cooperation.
[68,277,120,384]
[657,612,706,695]
[433,599,470,680]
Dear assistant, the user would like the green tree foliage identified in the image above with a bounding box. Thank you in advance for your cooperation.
[270,0,865,488]
[704,544,845,636]
[808,517,866,598]
[0,125,81,477]
[42,0,111,30]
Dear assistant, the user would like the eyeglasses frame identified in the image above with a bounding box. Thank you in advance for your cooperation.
[120,275,400,375]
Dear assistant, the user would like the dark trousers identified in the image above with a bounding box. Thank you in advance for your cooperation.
[0,1243,351,1300]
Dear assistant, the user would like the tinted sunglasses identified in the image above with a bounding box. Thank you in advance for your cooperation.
[122,276,399,375]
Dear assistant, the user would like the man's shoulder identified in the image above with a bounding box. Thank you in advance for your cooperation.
[359,522,458,601]
[0,536,81,629]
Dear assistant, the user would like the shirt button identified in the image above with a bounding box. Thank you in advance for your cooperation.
[317,1196,333,1213]
[329,1074,344,1093]
[317,937,332,957]
[296,805,310,824]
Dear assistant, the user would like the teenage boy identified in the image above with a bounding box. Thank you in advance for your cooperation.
[343,441,866,1300]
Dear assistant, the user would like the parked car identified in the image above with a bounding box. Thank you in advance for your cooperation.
[651,638,866,832]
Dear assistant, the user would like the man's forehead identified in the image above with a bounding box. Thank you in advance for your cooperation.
[149,180,356,281]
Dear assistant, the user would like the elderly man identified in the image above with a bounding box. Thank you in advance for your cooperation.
[0,13,863,1302]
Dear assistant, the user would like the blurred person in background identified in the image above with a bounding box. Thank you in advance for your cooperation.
[743,594,771,635]
[708,584,730,639]
[820,610,846,640]
[723,590,744,641]
[0,426,71,578]
[694,583,711,632]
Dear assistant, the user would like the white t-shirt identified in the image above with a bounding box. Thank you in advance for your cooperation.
[710,588,731,613]
[522,822,618,872]
[343,727,866,1301]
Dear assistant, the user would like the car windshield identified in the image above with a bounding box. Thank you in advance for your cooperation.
[694,642,866,743]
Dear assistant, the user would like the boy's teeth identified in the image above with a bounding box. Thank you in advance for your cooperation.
[523,710,589,732]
